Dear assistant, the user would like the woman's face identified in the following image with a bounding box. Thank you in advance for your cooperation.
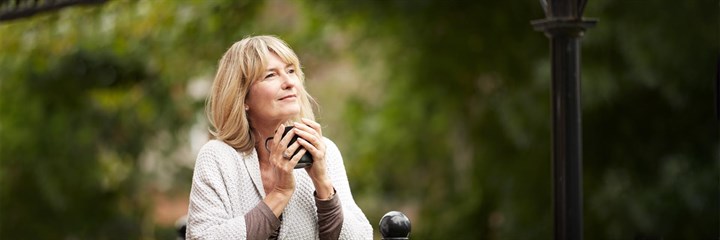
[245,53,301,126]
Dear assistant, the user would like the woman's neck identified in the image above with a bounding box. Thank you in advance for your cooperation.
[251,119,286,152]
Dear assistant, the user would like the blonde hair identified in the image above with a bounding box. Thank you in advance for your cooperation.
[206,35,316,153]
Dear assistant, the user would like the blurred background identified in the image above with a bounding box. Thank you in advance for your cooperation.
[0,0,718,239]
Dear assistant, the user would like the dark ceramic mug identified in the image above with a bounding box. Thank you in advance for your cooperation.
[282,126,314,169]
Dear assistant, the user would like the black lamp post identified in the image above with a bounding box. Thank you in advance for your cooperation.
[531,0,596,240]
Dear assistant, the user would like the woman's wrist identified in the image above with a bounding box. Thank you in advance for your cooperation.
[315,187,336,201]
[264,190,294,217]
[313,179,334,200]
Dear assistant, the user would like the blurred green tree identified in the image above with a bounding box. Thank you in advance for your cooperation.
[0,0,717,239]
[309,0,718,239]
[0,49,180,238]
[0,0,264,238]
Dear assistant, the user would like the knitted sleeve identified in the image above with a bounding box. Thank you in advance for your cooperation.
[186,142,248,240]
[323,138,374,239]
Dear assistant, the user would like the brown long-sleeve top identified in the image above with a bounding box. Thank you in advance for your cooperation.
[245,189,343,240]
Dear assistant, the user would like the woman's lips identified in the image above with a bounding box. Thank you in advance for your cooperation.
[279,95,296,100]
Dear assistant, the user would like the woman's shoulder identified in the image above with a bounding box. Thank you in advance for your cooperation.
[195,139,247,165]
[198,139,236,155]
[322,137,345,163]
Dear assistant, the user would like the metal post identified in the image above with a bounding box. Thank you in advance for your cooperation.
[531,0,596,239]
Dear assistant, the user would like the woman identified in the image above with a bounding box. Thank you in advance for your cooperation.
[186,35,373,240]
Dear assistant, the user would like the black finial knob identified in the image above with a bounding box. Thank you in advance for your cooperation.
[175,216,187,240]
[379,211,411,240]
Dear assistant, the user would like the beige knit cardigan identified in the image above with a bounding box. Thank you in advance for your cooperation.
[186,138,373,239]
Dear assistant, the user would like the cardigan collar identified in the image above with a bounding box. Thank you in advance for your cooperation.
[241,148,266,198]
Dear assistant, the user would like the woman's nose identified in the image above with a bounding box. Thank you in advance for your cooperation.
[281,73,296,88]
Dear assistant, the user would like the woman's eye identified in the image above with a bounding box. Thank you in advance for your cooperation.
[287,69,295,74]
[264,73,275,79]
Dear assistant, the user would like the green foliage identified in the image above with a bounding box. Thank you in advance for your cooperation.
[0,0,717,239]
[0,49,168,238]
[314,0,718,239]
[0,0,264,238]
[316,1,554,238]
[580,1,719,238]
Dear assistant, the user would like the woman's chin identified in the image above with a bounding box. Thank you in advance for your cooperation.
[280,110,301,120]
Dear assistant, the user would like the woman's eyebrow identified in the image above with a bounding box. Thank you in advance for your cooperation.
[266,63,294,72]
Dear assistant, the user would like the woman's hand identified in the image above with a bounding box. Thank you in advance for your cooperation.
[269,124,307,198]
[292,118,334,199]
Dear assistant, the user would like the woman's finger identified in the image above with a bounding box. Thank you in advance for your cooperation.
[293,127,321,147]
[293,127,326,155]
[287,148,307,168]
[277,126,295,150]
[301,118,322,136]
[297,137,322,156]
[292,122,319,139]
[271,124,286,149]
[284,141,302,159]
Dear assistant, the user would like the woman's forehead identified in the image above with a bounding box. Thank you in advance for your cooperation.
[264,53,294,69]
